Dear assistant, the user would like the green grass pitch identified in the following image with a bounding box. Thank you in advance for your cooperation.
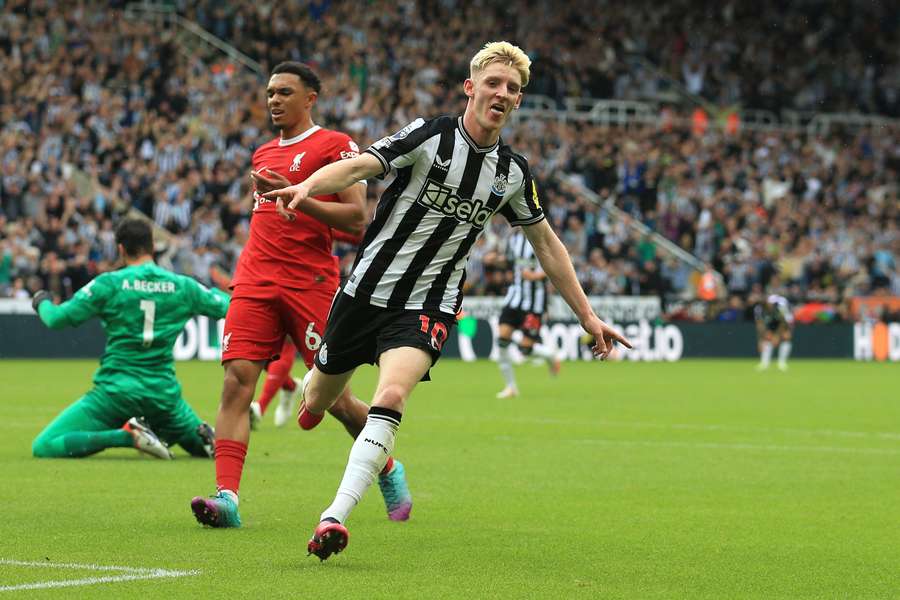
[0,359,898,598]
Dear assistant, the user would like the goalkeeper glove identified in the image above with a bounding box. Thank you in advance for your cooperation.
[31,290,51,312]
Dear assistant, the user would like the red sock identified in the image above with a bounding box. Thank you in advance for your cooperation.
[258,352,295,414]
[281,376,297,392]
[380,455,394,476]
[215,439,248,494]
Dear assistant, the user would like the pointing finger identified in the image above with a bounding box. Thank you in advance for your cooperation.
[275,198,295,221]
[612,330,634,349]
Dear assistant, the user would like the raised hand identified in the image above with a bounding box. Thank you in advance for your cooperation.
[250,167,292,194]
[31,290,51,312]
[263,184,310,221]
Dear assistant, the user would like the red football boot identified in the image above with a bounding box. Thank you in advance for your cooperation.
[308,520,349,561]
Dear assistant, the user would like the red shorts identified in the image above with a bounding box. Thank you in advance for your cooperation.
[222,283,337,368]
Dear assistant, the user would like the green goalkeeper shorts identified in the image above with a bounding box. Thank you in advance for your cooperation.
[35,386,208,455]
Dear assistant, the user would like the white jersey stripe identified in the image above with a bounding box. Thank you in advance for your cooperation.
[344,116,544,314]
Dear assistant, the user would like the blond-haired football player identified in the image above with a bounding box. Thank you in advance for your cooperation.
[265,41,632,560]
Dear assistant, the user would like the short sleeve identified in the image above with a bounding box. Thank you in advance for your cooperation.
[365,118,430,178]
[331,133,367,187]
[186,277,230,319]
[499,157,545,227]
[331,132,361,163]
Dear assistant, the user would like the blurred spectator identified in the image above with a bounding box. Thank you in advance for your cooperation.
[1,0,897,328]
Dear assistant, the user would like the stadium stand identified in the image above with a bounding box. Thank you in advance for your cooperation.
[1,0,897,323]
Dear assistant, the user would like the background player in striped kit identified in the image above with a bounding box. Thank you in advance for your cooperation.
[495,229,562,398]
[265,41,632,561]
[755,294,794,371]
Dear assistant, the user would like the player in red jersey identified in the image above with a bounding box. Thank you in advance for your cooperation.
[250,249,359,428]
[191,62,412,528]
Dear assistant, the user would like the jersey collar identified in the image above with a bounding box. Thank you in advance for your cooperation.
[457,117,499,154]
[279,124,321,146]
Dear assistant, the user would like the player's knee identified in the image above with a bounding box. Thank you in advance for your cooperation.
[304,378,336,411]
[221,364,257,406]
[32,436,53,458]
[372,384,407,412]
[221,371,243,400]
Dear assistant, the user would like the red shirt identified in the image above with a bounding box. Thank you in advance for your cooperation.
[232,126,360,289]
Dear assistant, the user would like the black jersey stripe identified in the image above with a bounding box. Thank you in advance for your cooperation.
[351,165,413,275]
[345,115,542,314]
[366,117,447,178]
[510,153,540,215]
[354,120,454,300]
[387,144,485,307]
[423,152,512,311]
[425,120,458,183]
[503,229,547,313]
[353,203,428,303]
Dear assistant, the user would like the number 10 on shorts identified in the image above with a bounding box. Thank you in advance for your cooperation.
[418,315,448,351]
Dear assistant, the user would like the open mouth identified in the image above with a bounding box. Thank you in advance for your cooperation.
[489,103,506,116]
[271,109,285,118]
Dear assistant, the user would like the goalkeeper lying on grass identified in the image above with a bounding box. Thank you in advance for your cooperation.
[31,218,228,459]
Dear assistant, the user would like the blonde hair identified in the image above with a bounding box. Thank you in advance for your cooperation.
[470,41,531,88]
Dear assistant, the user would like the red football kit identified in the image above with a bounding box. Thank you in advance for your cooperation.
[223,125,361,367]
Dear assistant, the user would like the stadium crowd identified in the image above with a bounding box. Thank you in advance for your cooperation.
[178,0,900,115]
[1,0,898,322]
[644,0,899,115]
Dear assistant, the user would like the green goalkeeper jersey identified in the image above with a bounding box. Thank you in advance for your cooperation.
[37,261,229,402]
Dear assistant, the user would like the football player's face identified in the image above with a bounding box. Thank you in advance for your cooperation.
[266,73,316,129]
[464,63,523,134]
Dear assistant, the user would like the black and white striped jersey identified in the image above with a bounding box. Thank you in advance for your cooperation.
[754,294,793,327]
[502,230,547,314]
[344,115,545,314]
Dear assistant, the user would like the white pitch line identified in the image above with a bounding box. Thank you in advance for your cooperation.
[0,560,199,592]
[0,559,158,572]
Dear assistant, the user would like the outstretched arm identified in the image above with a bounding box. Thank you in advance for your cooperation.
[320,182,367,236]
[522,219,632,358]
[33,279,109,330]
[264,153,383,220]
[252,164,368,233]
[186,277,231,320]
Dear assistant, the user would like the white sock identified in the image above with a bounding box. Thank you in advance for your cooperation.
[529,343,556,361]
[321,408,400,523]
[458,334,476,362]
[778,342,792,365]
[760,341,773,367]
[496,342,517,389]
